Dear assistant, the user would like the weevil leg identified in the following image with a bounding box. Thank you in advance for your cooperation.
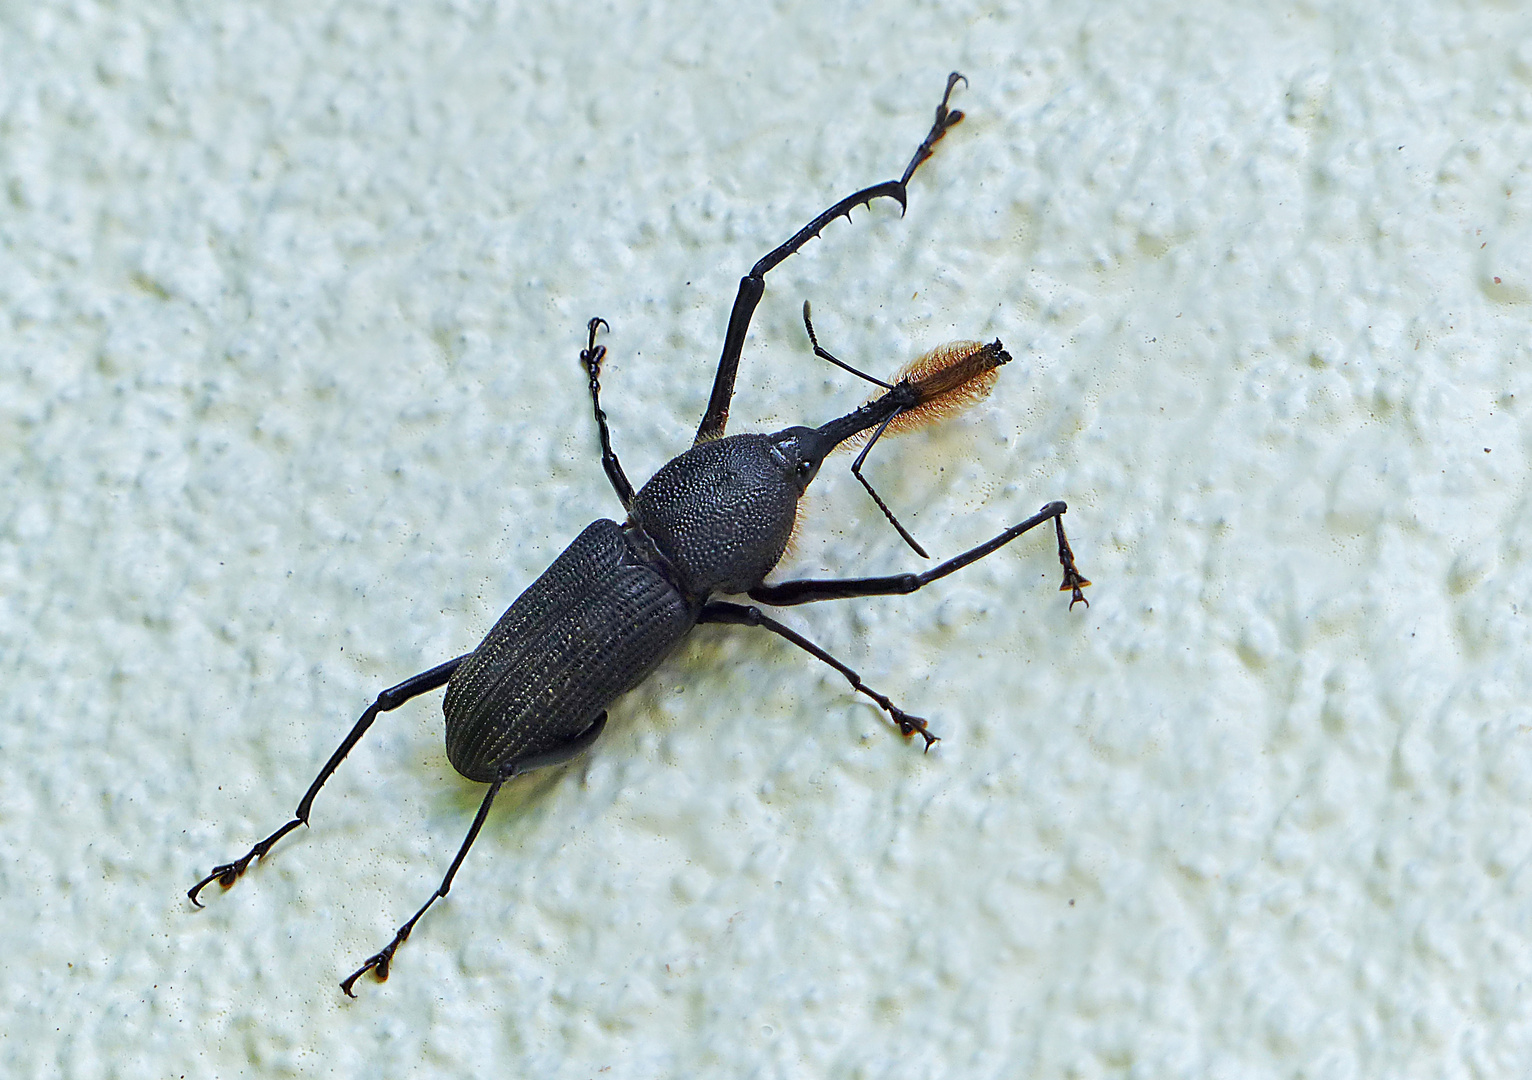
[1051,512,1092,607]
[698,601,939,750]
[341,776,504,998]
[188,655,468,907]
[339,711,607,996]
[748,501,1092,610]
[580,318,635,510]
[694,72,966,444]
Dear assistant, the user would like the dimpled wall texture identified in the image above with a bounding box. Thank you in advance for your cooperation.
[3,2,1530,1077]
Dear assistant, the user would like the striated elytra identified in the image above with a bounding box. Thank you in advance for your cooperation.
[188,72,1090,997]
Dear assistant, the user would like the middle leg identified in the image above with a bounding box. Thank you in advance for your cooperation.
[579,317,635,511]
[698,600,939,749]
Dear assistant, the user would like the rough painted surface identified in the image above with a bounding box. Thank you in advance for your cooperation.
[3,2,1530,1076]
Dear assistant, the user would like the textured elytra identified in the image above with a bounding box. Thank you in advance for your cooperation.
[442,519,697,782]
[632,433,803,596]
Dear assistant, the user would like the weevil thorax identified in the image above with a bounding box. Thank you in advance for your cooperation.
[630,428,828,598]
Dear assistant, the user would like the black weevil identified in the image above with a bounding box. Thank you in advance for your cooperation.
[189,72,1090,996]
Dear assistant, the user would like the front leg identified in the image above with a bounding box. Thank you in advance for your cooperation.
[694,72,966,444]
[750,502,1091,610]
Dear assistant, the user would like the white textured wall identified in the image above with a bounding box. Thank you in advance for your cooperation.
[4,2,1530,1077]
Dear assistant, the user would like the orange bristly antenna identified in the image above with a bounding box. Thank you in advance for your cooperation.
[806,324,1014,558]
[880,338,1012,437]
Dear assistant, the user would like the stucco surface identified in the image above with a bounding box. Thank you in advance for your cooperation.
[3,1,1530,1077]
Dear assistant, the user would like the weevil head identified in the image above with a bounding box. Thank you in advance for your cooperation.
[631,427,836,597]
[764,424,835,492]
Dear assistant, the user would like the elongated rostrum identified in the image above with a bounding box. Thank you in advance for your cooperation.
[189,72,1090,997]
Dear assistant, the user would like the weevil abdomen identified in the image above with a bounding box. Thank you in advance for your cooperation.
[442,518,697,783]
